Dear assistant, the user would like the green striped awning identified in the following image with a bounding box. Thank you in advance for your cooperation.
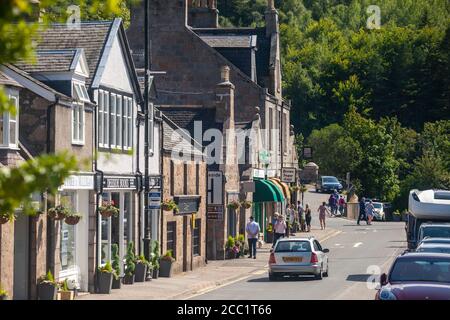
[253,179,285,203]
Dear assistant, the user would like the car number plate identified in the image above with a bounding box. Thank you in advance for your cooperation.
[282,257,302,263]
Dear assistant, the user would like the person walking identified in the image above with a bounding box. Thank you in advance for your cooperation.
[305,204,312,232]
[366,200,375,225]
[318,202,331,230]
[357,197,368,225]
[273,214,287,247]
[246,216,260,259]
[338,195,346,216]
[328,193,337,217]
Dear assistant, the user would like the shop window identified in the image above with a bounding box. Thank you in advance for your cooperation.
[167,221,176,259]
[193,219,201,256]
[60,191,77,271]
[0,91,19,148]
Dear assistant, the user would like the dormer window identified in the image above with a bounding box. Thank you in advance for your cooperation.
[0,89,19,148]
[73,82,90,103]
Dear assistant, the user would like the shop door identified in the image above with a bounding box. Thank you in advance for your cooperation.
[13,213,29,300]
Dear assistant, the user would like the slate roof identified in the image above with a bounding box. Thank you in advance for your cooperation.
[194,28,270,88]
[14,49,77,74]
[162,115,204,157]
[27,21,113,87]
[199,35,255,48]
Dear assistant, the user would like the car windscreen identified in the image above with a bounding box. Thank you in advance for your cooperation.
[422,227,450,239]
[275,241,311,253]
[373,203,382,209]
[323,177,338,183]
[390,258,450,283]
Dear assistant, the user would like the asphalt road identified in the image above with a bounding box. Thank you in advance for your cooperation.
[191,189,407,300]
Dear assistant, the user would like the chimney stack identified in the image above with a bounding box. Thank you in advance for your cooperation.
[188,0,219,28]
[265,0,279,37]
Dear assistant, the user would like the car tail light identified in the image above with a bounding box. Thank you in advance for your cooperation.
[269,252,276,264]
[310,252,318,263]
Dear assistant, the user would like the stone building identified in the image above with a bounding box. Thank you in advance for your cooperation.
[160,114,207,273]
[127,0,298,257]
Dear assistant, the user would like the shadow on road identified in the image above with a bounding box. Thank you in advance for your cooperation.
[346,274,371,282]
[248,276,317,283]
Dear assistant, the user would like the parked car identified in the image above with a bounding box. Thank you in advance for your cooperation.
[418,223,450,243]
[315,176,343,193]
[376,252,450,300]
[372,202,385,221]
[416,243,450,254]
[418,237,450,246]
[268,237,329,281]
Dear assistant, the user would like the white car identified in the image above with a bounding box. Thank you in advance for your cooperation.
[268,237,329,281]
[372,202,385,221]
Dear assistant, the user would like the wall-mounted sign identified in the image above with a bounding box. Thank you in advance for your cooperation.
[208,171,223,205]
[103,177,137,190]
[207,205,224,220]
[240,181,255,193]
[174,196,200,215]
[303,147,313,159]
[253,169,265,179]
[266,169,276,178]
[60,174,94,190]
[148,191,161,209]
[148,176,161,188]
[281,168,297,183]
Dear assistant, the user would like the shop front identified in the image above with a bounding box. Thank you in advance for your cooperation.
[98,175,138,274]
[57,173,94,292]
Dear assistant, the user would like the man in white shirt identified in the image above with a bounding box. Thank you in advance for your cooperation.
[246,216,260,259]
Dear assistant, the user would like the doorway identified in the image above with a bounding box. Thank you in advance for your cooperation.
[13,213,29,300]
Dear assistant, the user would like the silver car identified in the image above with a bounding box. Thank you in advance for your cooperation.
[268,237,330,281]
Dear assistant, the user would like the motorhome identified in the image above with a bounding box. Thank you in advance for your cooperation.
[406,189,450,249]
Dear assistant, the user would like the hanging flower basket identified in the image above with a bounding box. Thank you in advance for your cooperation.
[64,213,82,225]
[99,201,119,218]
[48,205,69,221]
[0,214,11,225]
[162,199,178,212]
[240,200,252,209]
[227,200,240,210]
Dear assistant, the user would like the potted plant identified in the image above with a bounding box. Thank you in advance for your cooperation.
[0,284,8,301]
[235,234,246,258]
[225,236,236,259]
[98,200,119,218]
[64,212,82,225]
[151,240,160,279]
[97,261,114,294]
[57,279,74,300]
[227,200,240,210]
[240,200,252,209]
[47,205,69,220]
[162,199,178,212]
[123,242,136,284]
[159,250,175,277]
[135,254,151,282]
[111,244,122,289]
[265,223,274,243]
[37,270,57,300]
[0,212,14,225]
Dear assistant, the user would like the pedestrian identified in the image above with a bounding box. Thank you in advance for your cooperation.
[318,202,331,230]
[273,214,287,247]
[287,204,295,233]
[357,197,368,225]
[246,216,260,259]
[338,195,346,216]
[297,200,304,225]
[301,206,306,232]
[328,193,337,217]
[366,200,375,225]
[305,204,312,232]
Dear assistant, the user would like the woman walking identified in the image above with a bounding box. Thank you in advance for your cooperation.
[273,214,287,247]
[366,200,375,225]
[318,202,331,230]
[305,204,312,232]
[338,196,346,216]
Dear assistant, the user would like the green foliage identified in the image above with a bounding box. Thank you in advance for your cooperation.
[111,244,120,280]
[0,283,8,298]
[225,235,235,249]
[38,270,56,284]
[98,261,114,274]
[151,240,160,270]
[161,249,175,262]
[59,279,70,292]
[124,242,136,276]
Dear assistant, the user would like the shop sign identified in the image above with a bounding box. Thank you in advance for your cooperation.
[252,169,265,179]
[281,168,297,183]
[148,176,161,188]
[207,205,224,220]
[240,181,255,193]
[60,174,94,190]
[266,169,276,178]
[175,196,200,215]
[149,191,161,209]
[103,177,136,190]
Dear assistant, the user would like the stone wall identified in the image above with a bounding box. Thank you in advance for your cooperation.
[0,222,14,299]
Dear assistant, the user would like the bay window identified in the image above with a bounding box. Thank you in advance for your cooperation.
[0,91,19,148]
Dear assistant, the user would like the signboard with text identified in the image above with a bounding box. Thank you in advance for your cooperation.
[208,171,223,205]
[103,177,137,190]
[281,168,297,183]
[207,205,224,220]
[175,196,200,215]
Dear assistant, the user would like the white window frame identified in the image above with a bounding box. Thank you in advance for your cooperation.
[110,94,117,149]
[116,95,122,149]
[123,97,128,151]
[124,97,133,150]
[73,82,90,103]
[103,91,110,147]
[98,90,104,147]
[0,90,19,149]
[149,102,154,153]
[72,102,85,145]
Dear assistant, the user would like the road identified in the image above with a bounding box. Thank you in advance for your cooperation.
[190,188,407,300]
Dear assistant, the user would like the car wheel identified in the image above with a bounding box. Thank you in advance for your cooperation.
[323,266,329,277]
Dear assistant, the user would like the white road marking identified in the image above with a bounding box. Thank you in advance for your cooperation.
[353,242,363,248]
[373,229,378,232]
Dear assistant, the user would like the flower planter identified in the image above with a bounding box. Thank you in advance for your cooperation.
[123,274,135,285]
[0,216,10,225]
[37,283,57,300]
[112,277,122,289]
[159,259,174,277]
[134,263,147,282]
[64,216,81,225]
[48,212,66,221]
[58,290,74,300]
[97,272,113,294]
[152,269,159,279]
[99,210,115,218]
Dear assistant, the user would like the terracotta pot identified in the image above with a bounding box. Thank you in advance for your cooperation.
[0,216,10,225]
[65,216,81,225]
[58,290,74,300]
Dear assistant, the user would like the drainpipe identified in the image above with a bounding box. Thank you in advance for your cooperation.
[159,119,164,254]
[136,114,143,254]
